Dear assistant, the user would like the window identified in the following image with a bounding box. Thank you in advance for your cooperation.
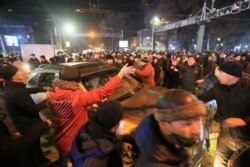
[32,73,56,87]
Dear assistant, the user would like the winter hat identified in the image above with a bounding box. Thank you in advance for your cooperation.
[59,66,80,82]
[96,100,123,129]
[0,65,18,81]
[219,60,243,78]
[154,89,206,122]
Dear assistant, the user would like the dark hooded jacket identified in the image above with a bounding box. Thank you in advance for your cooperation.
[198,75,250,140]
[135,114,190,167]
[71,117,123,167]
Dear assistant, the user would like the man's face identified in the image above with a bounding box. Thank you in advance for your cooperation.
[167,117,201,142]
[93,53,100,60]
[107,59,113,64]
[187,57,196,66]
[234,56,241,61]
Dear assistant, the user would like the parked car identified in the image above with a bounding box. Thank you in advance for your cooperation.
[27,62,209,167]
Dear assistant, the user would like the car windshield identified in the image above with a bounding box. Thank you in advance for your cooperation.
[81,71,140,100]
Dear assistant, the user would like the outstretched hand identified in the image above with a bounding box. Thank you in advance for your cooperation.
[118,64,135,79]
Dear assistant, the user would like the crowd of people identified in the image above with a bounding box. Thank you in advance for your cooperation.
[0,49,250,167]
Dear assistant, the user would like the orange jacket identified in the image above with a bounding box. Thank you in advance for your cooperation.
[47,75,122,156]
[135,63,155,86]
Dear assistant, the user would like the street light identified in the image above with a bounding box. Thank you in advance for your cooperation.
[151,16,160,51]
[89,31,96,39]
[64,24,75,33]
[153,16,160,24]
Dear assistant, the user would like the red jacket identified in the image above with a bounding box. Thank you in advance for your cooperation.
[135,63,155,86]
[47,76,122,156]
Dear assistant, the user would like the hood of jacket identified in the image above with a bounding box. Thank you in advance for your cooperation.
[48,79,81,101]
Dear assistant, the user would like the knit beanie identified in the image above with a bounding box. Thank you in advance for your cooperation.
[0,65,18,81]
[154,89,206,122]
[219,60,243,78]
[59,66,80,82]
[96,100,123,129]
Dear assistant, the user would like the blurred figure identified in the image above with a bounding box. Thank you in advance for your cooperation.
[28,54,40,70]
[49,57,57,64]
[133,56,155,86]
[135,89,206,167]
[40,55,49,64]
[152,57,161,86]
[106,54,114,65]
[198,61,250,167]
[71,100,124,167]
[55,51,66,63]
[176,56,203,94]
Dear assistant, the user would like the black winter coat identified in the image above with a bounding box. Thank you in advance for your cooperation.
[0,119,48,167]
[178,63,203,94]
[198,79,250,140]
[4,81,46,133]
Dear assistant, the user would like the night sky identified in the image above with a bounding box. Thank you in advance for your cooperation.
[0,0,148,31]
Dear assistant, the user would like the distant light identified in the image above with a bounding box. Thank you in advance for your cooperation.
[194,44,197,49]
[245,45,248,48]
[8,8,13,12]
[221,43,223,46]
[65,24,75,33]
[217,38,221,41]
[233,3,240,11]
[65,41,70,48]
[169,44,175,50]
[89,31,96,38]
[146,36,150,40]
[153,16,160,24]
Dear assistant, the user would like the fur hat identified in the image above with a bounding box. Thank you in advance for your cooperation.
[96,100,123,129]
[59,66,80,82]
[219,60,243,78]
[0,65,18,81]
[154,89,206,122]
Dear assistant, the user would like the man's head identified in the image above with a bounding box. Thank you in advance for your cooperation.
[187,56,196,66]
[96,100,123,131]
[0,65,26,82]
[215,60,243,85]
[140,56,149,66]
[234,53,241,62]
[106,54,114,65]
[154,89,206,148]
[59,66,80,82]
[30,54,36,59]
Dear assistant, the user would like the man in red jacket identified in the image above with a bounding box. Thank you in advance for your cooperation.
[133,56,155,86]
[47,64,134,159]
